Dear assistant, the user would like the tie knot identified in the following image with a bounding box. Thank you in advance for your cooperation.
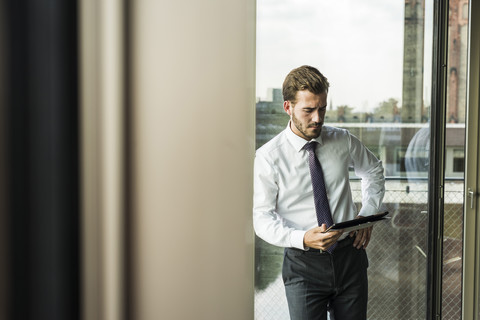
[304,141,318,152]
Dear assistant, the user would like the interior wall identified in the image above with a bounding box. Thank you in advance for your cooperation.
[130,1,256,319]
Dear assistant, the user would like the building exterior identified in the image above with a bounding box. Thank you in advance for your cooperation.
[447,0,469,123]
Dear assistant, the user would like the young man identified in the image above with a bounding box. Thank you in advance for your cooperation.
[253,65,385,320]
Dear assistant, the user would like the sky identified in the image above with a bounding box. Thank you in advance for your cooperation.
[256,0,433,112]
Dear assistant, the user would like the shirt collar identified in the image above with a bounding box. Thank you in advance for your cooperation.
[285,120,323,152]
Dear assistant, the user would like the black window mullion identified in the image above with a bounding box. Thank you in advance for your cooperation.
[428,0,450,318]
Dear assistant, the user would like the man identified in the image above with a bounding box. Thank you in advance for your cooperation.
[253,65,385,320]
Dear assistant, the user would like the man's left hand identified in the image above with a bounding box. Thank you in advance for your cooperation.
[349,215,373,249]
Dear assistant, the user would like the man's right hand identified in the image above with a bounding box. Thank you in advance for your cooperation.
[303,224,343,251]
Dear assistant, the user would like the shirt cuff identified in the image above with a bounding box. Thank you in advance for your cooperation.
[358,204,378,217]
[290,230,308,250]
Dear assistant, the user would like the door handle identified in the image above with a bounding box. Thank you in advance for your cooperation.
[467,188,475,209]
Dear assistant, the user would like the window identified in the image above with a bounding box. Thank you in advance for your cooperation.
[453,149,465,173]
[255,0,468,319]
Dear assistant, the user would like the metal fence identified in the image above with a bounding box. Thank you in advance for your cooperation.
[254,180,464,320]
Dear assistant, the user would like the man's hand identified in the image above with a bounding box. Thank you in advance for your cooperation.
[304,224,343,251]
[349,215,373,249]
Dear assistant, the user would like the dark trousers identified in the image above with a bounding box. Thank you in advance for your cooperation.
[282,237,369,320]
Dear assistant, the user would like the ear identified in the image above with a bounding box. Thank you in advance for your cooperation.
[283,101,293,116]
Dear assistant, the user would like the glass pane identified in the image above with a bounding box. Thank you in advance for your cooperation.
[443,0,469,319]
[254,0,435,319]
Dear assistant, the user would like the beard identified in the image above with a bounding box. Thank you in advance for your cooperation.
[291,112,322,140]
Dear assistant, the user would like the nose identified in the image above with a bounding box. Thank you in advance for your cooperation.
[312,110,322,123]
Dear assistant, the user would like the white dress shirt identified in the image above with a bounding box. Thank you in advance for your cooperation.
[253,123,385,250]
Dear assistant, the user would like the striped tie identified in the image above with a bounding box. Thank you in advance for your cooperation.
[304,141,337,253]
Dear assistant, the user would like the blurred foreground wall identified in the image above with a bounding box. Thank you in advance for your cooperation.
[130,1,256,319]
[0,0,254,318]
[81,0,256,319]
[130,1,255,319]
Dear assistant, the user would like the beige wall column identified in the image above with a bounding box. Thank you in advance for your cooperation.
[130,0,256,319]
[80,0,125,319]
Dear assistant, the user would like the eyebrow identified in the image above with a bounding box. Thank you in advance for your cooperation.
[303,106,327,110]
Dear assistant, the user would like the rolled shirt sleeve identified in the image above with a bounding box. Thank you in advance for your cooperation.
[348,132,385,217]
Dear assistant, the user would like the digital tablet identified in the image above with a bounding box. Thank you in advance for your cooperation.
[323,212,389,233]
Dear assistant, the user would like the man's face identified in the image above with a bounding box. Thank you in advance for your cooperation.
[283,90,328,140]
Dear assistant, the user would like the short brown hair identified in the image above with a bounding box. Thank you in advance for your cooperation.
[282,65,330,104]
